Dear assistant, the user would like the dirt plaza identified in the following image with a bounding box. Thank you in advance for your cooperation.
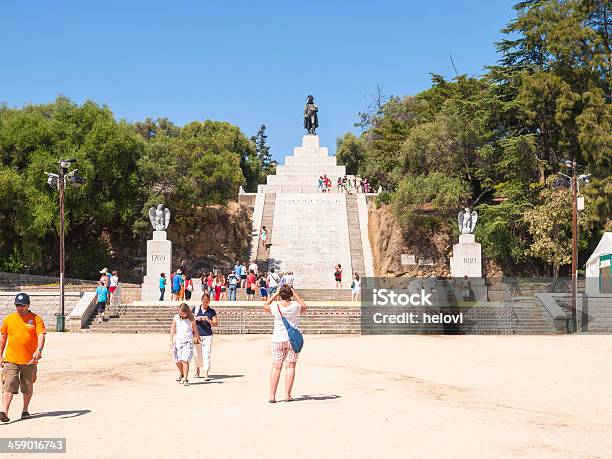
[0,333,610,458]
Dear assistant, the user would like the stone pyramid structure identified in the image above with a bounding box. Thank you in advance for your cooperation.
[245,135,374,289]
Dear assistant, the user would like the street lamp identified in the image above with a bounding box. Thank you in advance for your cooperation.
[557,159,589,333]
[44,159,86,332]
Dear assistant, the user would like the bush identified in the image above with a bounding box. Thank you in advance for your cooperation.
[392,172,469,230]
[375,191,393,208]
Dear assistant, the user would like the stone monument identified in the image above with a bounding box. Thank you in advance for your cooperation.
[141,204,172,301]
[450,208,487,300]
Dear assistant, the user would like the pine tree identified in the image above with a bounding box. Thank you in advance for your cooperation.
[250,124,275,173]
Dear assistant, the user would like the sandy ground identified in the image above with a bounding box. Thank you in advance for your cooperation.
[0,333,610,458]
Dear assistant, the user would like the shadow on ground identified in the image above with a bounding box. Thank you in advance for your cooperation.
[29,409,91,420]
[291,394,341,402]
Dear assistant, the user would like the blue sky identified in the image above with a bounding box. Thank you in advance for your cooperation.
[0,0,517,161]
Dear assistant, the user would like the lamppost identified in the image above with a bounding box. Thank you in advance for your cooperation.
[45,160,86,332]
[558,159,590,333]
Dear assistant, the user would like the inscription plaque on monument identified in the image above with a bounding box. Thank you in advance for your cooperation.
[269,193,352,288]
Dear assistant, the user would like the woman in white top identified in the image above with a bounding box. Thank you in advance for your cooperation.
[263,285,307,403]
[351,273,361,301]
[169,303,200,386]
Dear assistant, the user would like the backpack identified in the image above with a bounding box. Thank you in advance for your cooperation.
[277,304,304,353]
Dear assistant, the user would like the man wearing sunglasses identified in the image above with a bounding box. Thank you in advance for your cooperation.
[0,293,46,423]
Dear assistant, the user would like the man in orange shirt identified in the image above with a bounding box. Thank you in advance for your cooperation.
[0,293,46,423]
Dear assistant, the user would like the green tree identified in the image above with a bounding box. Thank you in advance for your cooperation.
[336,133,365,175]
[250,124,276,174]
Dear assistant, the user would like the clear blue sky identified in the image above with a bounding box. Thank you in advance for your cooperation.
[0,0,517,161]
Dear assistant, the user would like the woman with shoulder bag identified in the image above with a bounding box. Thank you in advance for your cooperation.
[263,285,307,403]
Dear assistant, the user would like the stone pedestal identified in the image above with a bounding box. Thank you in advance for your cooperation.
[450,233,487,301]
[141,230,172,301]
[450,233,482,277]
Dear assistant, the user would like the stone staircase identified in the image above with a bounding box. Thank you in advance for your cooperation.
[345,195,366,278]
[500,297,560,334]
[268,193,353,288]
[255,193,275,273]
[85,303,361,334]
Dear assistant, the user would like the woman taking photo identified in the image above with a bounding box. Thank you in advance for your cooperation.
[334,264,343,289]
[170,303,200,386]
[263,285,307,403]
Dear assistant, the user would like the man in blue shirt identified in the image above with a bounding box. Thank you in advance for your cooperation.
[159,273,166,301]
[172,269,183,301]
[95,281,109,323]
[234,261,242,279]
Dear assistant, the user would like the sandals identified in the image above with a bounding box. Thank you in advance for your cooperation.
[20,411,30,420]
[0,412,9,423]
[176,376,183,382]
[285,396,294,402]
[268,399,276,404]
[183,380,190,386]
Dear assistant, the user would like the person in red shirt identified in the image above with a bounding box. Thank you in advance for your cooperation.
[0,293,46,423]
[246,270,257,301]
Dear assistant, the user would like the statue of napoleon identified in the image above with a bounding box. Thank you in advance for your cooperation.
[304,95,319,135]
[149,204,171,231]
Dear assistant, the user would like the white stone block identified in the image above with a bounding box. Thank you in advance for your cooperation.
[450,235,482,278]
[302,135,320,148]
[141,234,172,301]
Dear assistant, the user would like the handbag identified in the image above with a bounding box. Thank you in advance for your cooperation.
[277,304,304,353]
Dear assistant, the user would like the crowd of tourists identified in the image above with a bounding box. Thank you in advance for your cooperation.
[154,261,299,303]
[317,174,372,193]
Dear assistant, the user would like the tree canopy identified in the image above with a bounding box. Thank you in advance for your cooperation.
[0,99,269,278]
[336,0,610,273]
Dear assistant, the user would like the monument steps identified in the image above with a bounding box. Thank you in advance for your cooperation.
[255,193,275,272]
[346,195,366,277]
[85,304,362,334]
[84,296,560,335]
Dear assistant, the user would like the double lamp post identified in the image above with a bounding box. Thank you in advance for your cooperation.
[45,160,85,332]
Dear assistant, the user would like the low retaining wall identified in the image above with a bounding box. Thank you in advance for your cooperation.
[551,294,612,333]
[0,272,97,289]
[0,291,82,331]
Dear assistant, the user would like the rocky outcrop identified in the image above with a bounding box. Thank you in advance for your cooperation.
[169,202,252,276]
[368,204,453,277]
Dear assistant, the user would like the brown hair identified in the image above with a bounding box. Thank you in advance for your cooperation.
[178,303,194,321]
[279,285,293,301]
[201,293,210,302]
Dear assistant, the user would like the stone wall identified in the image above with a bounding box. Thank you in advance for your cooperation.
[0,272,97,290]
[0,292,83,331]
[552,294,612,333]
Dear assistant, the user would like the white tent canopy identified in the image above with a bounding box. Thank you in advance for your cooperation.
[585,232,612,295]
